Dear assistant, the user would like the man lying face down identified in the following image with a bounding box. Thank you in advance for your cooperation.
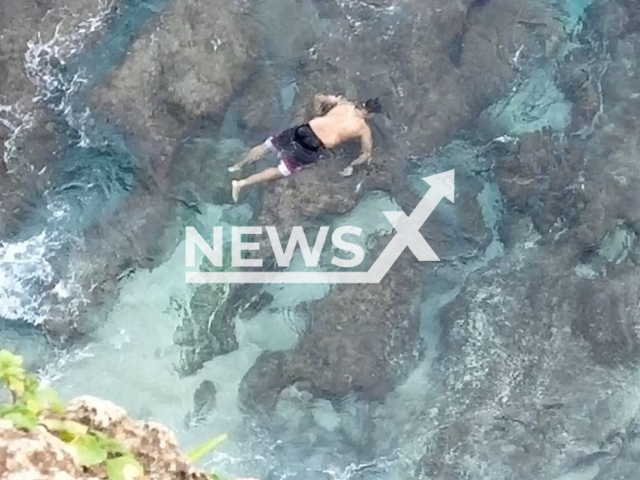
[229,95,382,203]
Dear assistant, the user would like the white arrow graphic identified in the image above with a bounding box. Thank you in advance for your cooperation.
[186,170,455,284]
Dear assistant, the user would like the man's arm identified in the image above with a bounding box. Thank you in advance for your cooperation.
[314,94,342,115]
[351,125,373,166]
[340,125,373,177]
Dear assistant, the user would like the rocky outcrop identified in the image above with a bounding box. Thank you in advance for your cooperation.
[39,0,262,341]
[0,0,119,238]
[93,0,258,173]
[1,0,259,339]
[1,418,84,480]
[239,237,425,411]
[0,0,116,107]
[0,108,67,238]
[411,0,640,477]
[232,0,550,407]
[0,396,211,480]
[270,0,567,212]
[496,0,640,253]
[415,245,640,479]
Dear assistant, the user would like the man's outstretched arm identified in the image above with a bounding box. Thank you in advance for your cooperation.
[340,125,373,177]
[314,94,342,115]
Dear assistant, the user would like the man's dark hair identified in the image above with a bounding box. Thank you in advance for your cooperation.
[362,98,383,114]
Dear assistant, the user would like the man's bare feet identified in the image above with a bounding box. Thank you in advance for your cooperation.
[228,164,242,173]
[232,180,243,203]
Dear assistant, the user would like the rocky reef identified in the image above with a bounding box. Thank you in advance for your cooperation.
[2,0,640,478]
[407,0,640,477]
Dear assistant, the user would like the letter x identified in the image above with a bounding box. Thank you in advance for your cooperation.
[383,211,439,262]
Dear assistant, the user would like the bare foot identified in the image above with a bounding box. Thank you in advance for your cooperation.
[228,164,242,173]
[232,180,243,203]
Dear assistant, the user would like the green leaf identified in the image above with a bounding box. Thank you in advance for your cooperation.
[41,419,89,438]
[2,409,39,431]
[69,434,108,466]
[0,350,23,369]
[106,456,145,480]
[36,387,65,414]
[6,376,25,396]
[92,430,130,456]
[187,433,228,463]
[24,397,44,416]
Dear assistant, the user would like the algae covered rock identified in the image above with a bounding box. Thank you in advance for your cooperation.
[93,0,258,163]
[239,236,425,411]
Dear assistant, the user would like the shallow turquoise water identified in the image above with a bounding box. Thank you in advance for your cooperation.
[3,0,639,478]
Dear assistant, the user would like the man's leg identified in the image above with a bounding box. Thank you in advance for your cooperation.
[232,167,283,203]
[228,143,270,172]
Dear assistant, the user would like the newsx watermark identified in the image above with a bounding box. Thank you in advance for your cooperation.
[186,170,454,284]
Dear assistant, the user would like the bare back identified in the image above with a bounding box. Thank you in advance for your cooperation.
[308,102,368,149]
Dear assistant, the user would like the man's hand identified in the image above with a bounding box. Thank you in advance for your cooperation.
[340,166,354,177]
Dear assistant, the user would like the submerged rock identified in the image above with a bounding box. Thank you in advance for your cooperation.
[409,1,640,477]
[414,245,640,479]
[93,0,258,169]
[192,380,218,417]
[286,245,424,399]
[239,237,425,412]
[174,279,238,376]
[0,0,121,237]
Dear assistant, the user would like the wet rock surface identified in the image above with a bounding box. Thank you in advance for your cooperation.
[408,0,640,478]
[92,0,258,169]
[0,0,119,238]
[233,0,558,411]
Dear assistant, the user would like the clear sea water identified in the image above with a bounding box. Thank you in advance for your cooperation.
[1,0,638,479]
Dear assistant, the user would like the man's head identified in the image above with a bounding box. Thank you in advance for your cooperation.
[359,98,383,116]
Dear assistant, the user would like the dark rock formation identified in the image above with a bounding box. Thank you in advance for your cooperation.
[235,0,566,413]
[0,0,120,238]
[411,0,640,477]
[415,244,640,479]
[239,351,291,414]
[280,0,566,211]
[174,278,239,376]
[92,0,258,174]
[286,243,424,399]
[239,237,425,411]
[193,380,217,417]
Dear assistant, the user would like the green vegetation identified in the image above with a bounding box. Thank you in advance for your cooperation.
[0,350,225,480]
[187,433,228,462]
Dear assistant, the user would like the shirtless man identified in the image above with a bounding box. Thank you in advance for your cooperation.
[229,95,382,202]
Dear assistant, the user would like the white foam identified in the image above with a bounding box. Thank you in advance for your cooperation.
[0,1,120,327]
[22,0,114,148]
[0,232,55,323]
[0,105,35,168]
